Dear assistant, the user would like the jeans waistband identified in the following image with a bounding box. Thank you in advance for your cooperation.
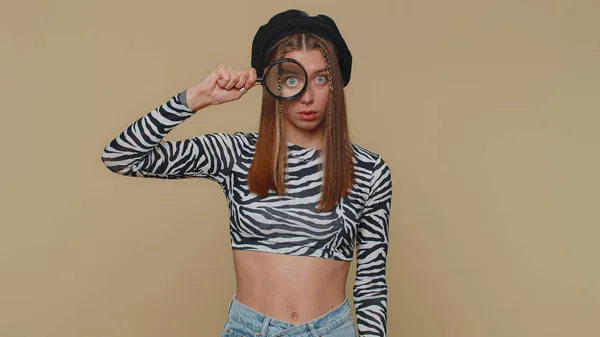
[226,295,353,336]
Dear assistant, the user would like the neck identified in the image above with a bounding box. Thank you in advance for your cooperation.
[284,123,326,150]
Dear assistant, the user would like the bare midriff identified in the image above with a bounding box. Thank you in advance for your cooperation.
[232,249,351,324]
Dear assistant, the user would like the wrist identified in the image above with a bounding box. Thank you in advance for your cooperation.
[185,87,212,112]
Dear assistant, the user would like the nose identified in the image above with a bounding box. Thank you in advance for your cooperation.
[299,85,314,104]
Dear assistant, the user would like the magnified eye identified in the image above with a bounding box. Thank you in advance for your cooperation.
[285,76,301,87]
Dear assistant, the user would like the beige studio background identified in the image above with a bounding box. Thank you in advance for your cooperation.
[1,0,599,336]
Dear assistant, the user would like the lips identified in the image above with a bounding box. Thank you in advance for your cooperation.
[298,110,318,121]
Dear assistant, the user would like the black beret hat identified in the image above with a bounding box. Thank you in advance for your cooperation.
[251,9,353,86]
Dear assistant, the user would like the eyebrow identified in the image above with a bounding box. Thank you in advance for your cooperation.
[281,68,301,75]
[279,67,328,76]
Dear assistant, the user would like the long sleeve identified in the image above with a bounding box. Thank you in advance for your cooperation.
[101,93,238,183]
[354,157,392,337]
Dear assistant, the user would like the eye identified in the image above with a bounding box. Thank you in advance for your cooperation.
[315,75,328,84]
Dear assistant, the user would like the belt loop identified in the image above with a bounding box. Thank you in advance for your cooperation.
[259,316,270,336]
[307,322,320,337]
[226,295,234,316]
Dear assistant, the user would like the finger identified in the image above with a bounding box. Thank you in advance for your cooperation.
[245,68,257,89]
[224,66,239,90]
[215,64,230,88]
[235,71,249,89]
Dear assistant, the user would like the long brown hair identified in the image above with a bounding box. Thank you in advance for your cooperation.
[247,34,354,211]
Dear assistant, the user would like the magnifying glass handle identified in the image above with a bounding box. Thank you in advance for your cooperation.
[239,78,264,93]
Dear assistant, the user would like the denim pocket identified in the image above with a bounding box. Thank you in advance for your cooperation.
[325,320,358,337]
[221,318,258,337]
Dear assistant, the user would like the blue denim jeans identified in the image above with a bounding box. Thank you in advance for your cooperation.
[221,295,358,337]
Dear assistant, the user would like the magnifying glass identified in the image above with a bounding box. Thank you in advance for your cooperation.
[245,58,308,100]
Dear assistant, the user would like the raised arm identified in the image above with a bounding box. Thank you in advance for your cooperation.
[354,157,392,337]
[101,65,257,182]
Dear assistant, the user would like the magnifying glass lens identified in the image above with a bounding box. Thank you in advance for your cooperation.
[262,59,307,100]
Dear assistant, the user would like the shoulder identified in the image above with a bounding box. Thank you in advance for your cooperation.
[232,131,258,147]
[351,142,392,201]
[232,131,258,142]
[351,142,391,174]
[190,132,257,154]
[200,131,257,145]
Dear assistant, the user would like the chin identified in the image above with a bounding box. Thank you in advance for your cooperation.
[296,120,326,131]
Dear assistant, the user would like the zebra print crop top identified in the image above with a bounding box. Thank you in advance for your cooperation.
[101,93,392,337]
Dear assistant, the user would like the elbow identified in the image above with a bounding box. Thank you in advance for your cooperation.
[100,151,118,175]
[100,147,128,176]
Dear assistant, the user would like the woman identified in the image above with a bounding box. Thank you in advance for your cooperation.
[101,9,392,337]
